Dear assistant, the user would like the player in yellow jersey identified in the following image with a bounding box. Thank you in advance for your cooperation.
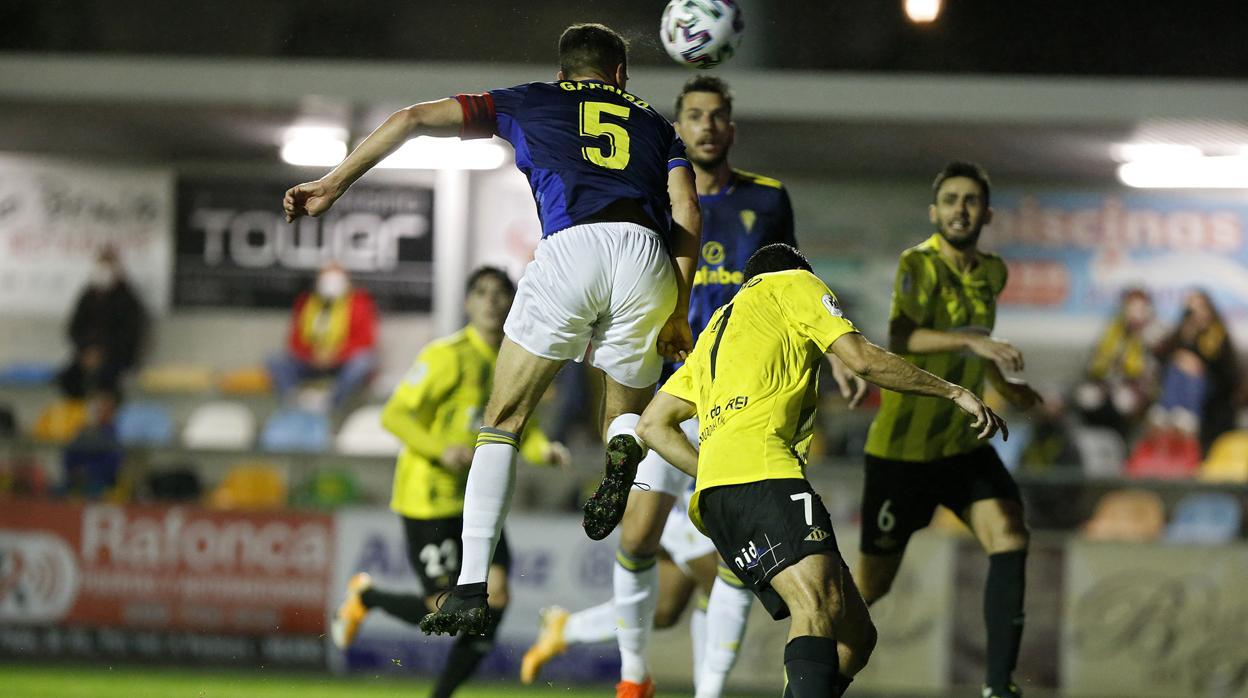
[330,267,569,698]
[636,243,1006,698]
[859,163,1041,698]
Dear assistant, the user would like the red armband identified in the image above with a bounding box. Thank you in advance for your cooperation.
[454,92,496,140]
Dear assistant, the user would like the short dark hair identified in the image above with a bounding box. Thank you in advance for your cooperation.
[466,266,515,296]
[744,243,812,283]
[932,161,991,207]
[558,23,628,79]
[674,75,734,117]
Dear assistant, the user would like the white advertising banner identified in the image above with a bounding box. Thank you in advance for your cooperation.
[0,155,173,315]
[1063,540,1248,698]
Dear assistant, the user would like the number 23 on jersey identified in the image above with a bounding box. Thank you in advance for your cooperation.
[580,101,631,170]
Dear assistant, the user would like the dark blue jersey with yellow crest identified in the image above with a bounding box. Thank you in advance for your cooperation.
[686,169,796,340]
[456,81,690,239]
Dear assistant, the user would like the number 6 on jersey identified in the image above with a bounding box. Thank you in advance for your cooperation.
[580,101,631,170]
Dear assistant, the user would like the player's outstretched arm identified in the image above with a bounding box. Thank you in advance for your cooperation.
[830,332,1007,441]
[283,98,464,222]
[656,166,702,361]
[636,391,699,477]
[890,316,1025,372]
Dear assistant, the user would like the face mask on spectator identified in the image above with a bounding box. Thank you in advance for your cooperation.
[317,271,349,299]
[89,263,116,289]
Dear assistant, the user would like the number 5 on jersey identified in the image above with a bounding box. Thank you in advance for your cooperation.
[580,101,631,170]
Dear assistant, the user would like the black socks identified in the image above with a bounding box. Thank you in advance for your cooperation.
[984,550,1027,689]
[783,636,852,698]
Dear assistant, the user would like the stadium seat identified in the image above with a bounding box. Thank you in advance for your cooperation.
[335,405,401,456]
[260,408,331,453]
[216,367,273,396]
[32,399,90,443]
[1082,489,1166,542]
[1199,430,1248,483]
[138,363,214,394]
[1071,426,1127,478]
[207,461,287,509]
[1164,493,1243,545]
[0,361,58,387]
[293,468,361,508]
[182,401,255,450]
[1125,430,1201,479]
[115,401,174,447]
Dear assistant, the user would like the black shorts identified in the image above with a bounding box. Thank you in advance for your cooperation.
[700,478,842,620]
[859,445,1021,555]
[403,516,511,595]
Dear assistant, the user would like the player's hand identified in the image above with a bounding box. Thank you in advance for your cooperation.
[544,441,571,468]
[829,355,869,408]
[283,178,342,222]
[999,377,1044,410]
[439,444,475,471]
[953,388,1008,441]
[967,335,1025,372]
[656,314,693,362]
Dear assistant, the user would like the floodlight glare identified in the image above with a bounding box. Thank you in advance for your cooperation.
[905,0,943,24]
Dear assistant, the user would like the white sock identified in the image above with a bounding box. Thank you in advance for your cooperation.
[695,576,752,698]
[607,413,648,454]
[614,550,658,683]
[457,432,517,586]
[690,600,708,691]
[563,600,619,645]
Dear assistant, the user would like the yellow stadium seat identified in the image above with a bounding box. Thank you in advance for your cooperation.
[138,363,214,394]
[31,399,89,443]
[207,462,287,510]
[216,367,273,396]
[1082,489,1166,542]
[1199,430,1248,483]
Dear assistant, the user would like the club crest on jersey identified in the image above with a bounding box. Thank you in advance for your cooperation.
[822,294,843,318]
[804,526,830,542]
[702,241,726,265]
[739,209,757,234]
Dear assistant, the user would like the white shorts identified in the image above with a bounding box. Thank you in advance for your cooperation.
[634,417,698,497]
[504,222,677,389]
[661,488,717,573]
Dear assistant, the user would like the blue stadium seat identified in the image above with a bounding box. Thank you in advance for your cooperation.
[116,401,175,447]
[260,408,331,453]
[1164,492,1243,545]
[0,361,58,387]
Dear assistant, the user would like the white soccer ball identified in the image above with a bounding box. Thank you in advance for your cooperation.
[659,0,744,70]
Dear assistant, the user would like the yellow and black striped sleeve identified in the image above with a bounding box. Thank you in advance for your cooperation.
[890,248,937,327]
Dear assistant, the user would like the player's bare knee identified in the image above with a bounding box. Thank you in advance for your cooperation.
[653,603,682,629]
[618,525,662,557]
[989,525,1029,554]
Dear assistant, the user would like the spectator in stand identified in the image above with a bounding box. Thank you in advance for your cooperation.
[1073,288,1161,437]
[267,262,378,410]
[57,246,149,411]
[1152,289,1239,455]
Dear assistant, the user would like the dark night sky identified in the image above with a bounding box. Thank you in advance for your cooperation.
[1,0,1245,79]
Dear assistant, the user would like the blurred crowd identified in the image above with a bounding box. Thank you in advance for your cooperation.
[0,249,1245,542]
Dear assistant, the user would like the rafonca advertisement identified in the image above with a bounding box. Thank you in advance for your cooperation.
[0,501,333,665]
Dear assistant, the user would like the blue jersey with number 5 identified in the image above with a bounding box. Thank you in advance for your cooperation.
[456,81,691,239]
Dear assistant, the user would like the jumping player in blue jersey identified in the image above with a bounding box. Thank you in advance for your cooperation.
[283,24,701,641]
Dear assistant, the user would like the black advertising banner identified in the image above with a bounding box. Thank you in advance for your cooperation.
[175,179,434,311]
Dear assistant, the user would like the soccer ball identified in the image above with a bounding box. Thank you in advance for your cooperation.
[659,0,745,70]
